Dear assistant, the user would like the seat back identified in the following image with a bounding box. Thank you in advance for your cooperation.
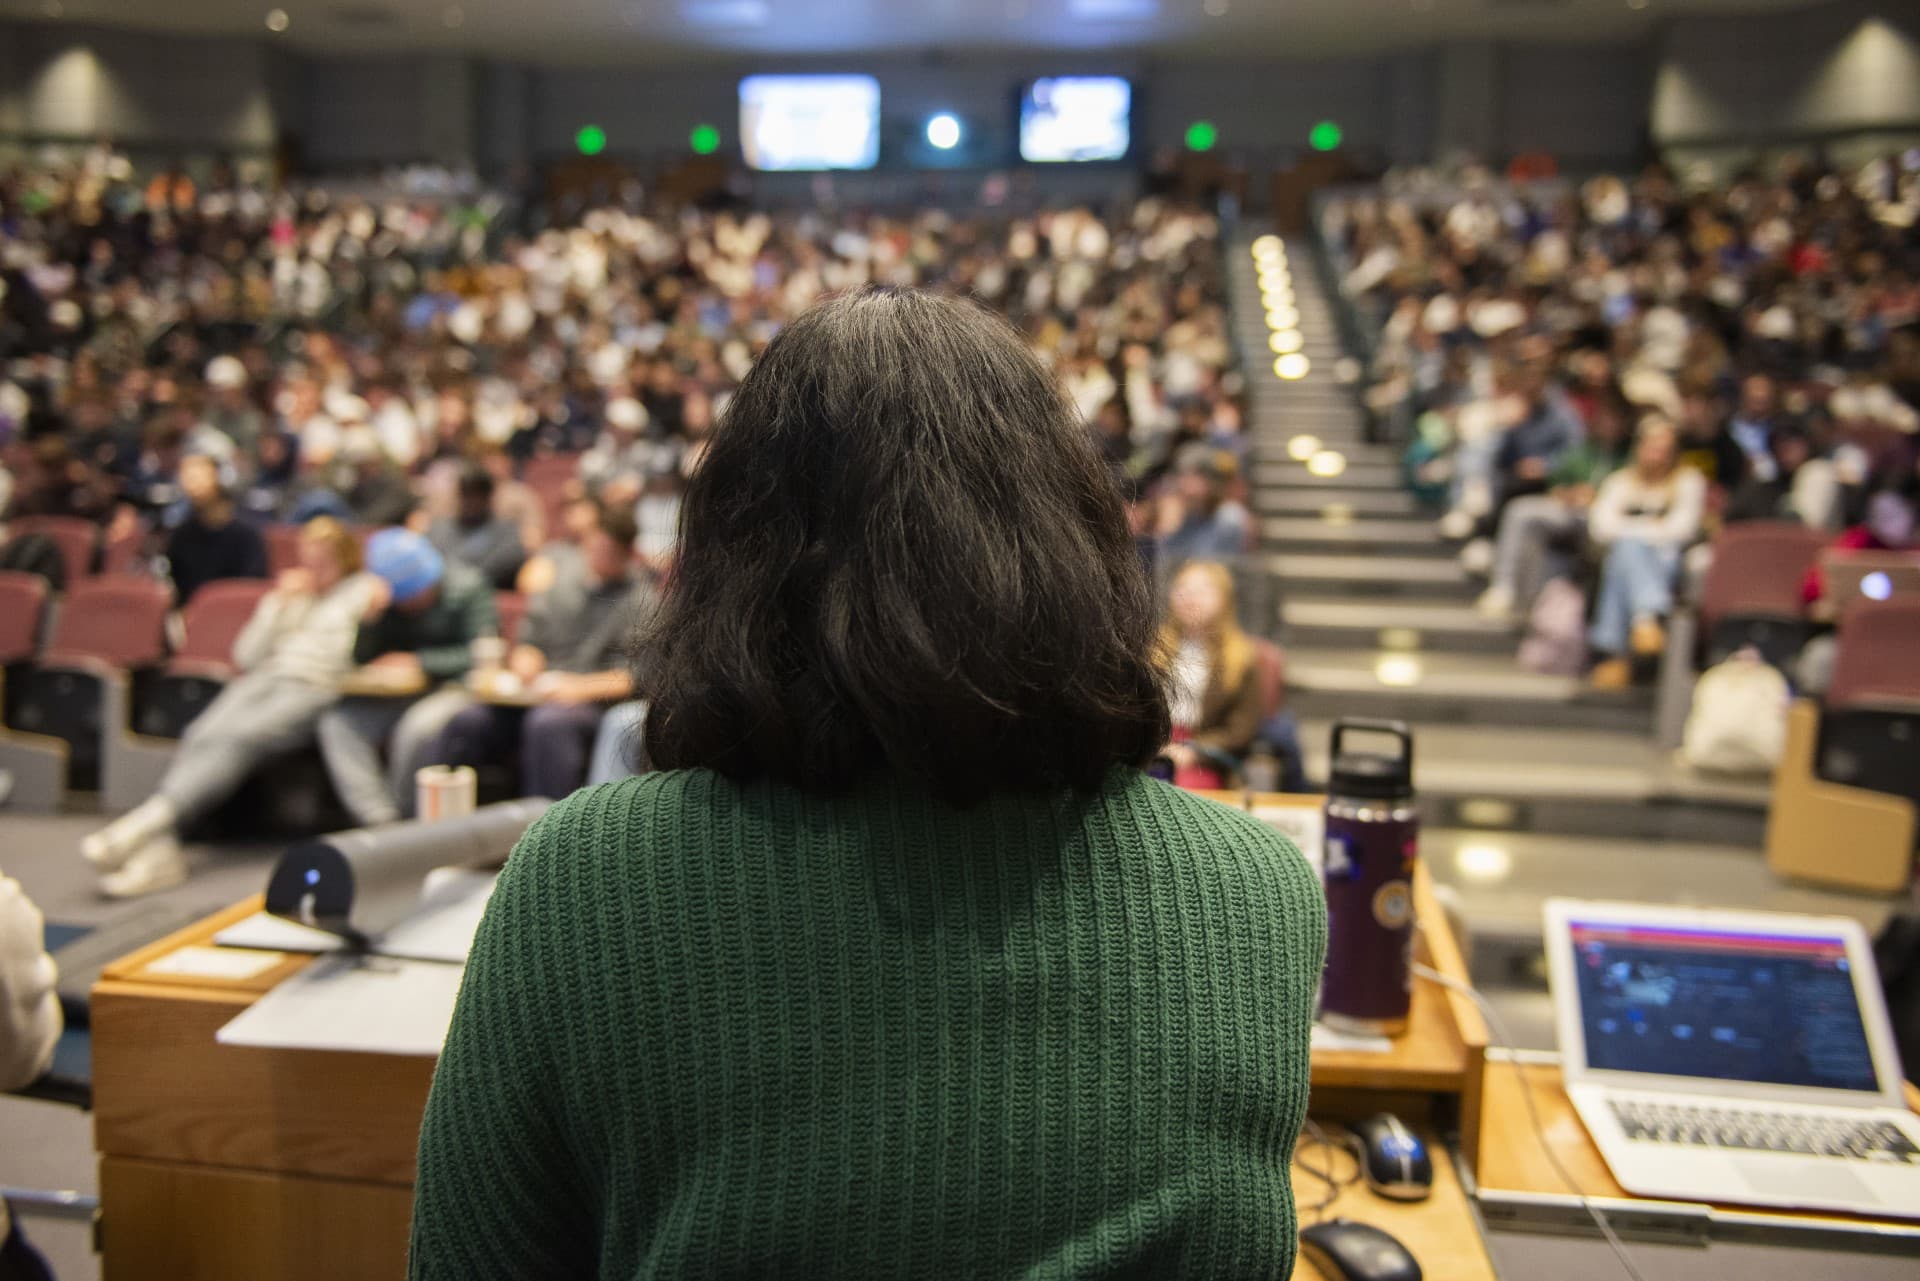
[522,454,581,494]
[175,579,275,668]
[1697,521,1824,636]
[1251,637,1287,720]
[495,591,529,645]
[46,575,172,669]
[1827,599,1920,711]
[0,571,50,664]
[264,524,304,575]
[8,516,97,586]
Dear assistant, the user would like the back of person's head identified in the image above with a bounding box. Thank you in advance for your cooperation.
[1163,558,1253,688]
[634,285,1169,804]
[456,462,495,507]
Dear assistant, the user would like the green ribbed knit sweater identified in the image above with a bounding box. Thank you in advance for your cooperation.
[410,767,1326,1281]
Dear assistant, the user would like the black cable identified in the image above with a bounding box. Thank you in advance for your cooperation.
[1412,962,1651,1281]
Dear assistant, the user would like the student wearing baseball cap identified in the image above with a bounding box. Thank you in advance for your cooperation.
[316,528,497,825]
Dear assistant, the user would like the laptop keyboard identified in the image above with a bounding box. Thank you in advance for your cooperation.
[1610,1099,1920,1163]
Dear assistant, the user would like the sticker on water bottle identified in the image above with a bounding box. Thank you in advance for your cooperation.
[1372,879,1413,930]
[1324,836,1357,881]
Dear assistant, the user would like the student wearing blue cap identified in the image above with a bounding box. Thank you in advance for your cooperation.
[316,527,498,825]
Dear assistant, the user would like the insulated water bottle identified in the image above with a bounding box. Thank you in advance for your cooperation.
[1319,719,1418,1036]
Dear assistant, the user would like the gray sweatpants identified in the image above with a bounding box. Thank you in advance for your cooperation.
[158,671,338,825]
[316,687,476,826]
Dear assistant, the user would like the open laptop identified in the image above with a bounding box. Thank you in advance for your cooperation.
[1545,900,1920,1217]
[1821,550,1920,612]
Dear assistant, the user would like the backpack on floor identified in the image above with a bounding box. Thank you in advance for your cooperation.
[1680,648,1790,775]
[1517,578,1587,676]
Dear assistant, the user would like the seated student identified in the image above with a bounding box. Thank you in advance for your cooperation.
[434,502,656,799]
[0,869,59,1092]
[1153,445,1250,565]
[81,518,376,896]
[410,288,1325,1281]
[1442,358,1583,545]
[317,529,495,826]
[165,453,268,604]
[1588,415,1709,689]
[0,871,61,1278]
[1801,485,1919,611]
[1725,421,1840,530]
[1161,559,1267,790]
[425,462,526,590]
[1478,403,1631,619]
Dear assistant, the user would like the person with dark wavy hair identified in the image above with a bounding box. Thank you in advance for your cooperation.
[410,286,1326,1281]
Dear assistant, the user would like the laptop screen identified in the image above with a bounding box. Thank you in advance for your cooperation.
[1569,920,1880,1093]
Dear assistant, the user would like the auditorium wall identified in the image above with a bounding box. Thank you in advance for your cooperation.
[1652,0,1920,164]
[2,5,1911,181]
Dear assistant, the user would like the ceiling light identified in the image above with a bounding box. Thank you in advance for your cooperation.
[1266,307,1300,329]
[1307,450,1347,478]
[679,0,770,26]
[1275,353,1311,380]
[1251,234,1284,258]
[1287,434,1321,461]
[1269,329,1304,355]
[265,7,290,31]
[926,113,962,150]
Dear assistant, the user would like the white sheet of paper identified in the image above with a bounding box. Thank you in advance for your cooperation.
[1311,1022,1394,1055]
[215,953,464,1056]
[212,867,499,964]
[1252,805,1325,877]
[144,945,284,981]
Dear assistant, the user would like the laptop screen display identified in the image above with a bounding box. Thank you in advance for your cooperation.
[1569,921,1880,1093]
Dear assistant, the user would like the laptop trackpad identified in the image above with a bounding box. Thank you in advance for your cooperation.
[1737,1159,1876,1208]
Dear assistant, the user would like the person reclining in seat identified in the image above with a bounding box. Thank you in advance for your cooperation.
[81,517,377,897]
[316,529,495,826]
[431,500,656,800]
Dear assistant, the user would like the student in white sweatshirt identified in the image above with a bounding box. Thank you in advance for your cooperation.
[80,517,378,898]
[0,871,58,1093]
[1587,415,1707,689]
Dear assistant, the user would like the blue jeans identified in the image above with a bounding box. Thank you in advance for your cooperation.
[587,700,648,786]
[1589,538,1681,657]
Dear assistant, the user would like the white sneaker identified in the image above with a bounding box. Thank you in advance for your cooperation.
[81,797,178,872]
[1437,510,1475,540]
[1476,585,1516,619]
[97,836,188,900]
[1459,538,1494,576]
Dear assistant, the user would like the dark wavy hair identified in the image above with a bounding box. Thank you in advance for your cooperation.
[633,286,1169,804]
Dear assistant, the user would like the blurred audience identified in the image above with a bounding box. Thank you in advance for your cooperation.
[81,518,374,896]
[1585,417,1708,689]
[164,453,267,603]
[1160,560,1266,789]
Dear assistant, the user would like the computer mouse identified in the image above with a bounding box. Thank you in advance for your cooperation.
[1353,1112,1432,1201]
[1299,1219,1422,1281]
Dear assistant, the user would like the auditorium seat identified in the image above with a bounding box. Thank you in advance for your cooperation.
[1695,521,1825,667]
[495,591,529,646]
[264,524,303,575]
[5,575,172,795]
[135,579,274,740]
[8,515,98,587]
[1656,521,1826,747]
[1812,598,1920,815]
[99,516,150,575]
[1825,598,1920,711]
[0,571,67,812]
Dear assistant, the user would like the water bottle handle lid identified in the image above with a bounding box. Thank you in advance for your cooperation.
[1328,718,1414,800]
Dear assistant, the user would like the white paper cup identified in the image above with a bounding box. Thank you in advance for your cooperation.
[416,765,478,822]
